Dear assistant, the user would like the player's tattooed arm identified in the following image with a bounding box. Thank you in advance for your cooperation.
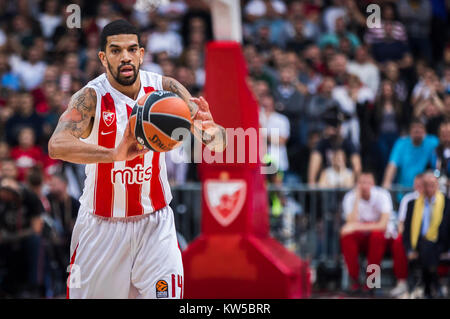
[53,87,97,139]
[49,87,147,164]
[162,76,227,152]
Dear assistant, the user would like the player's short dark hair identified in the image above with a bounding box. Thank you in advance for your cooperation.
[100,19,141,52]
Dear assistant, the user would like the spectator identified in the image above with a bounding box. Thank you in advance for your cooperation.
[347,45,380,96]
[5,91,44,146]
[182,48,205,88]
[46,173,79,256]
[361,80,406,181]
[403,172,450,298]
[0,52,20,91]
[304,77,339,134]
[383,61,409,105]
[414,96,445,136]
[332,73,375,148]
[288,129,320,184]
[430,121,450,196]
[322,0,347,34]
[259,93,290,174]
[285,16,312,53]
[0,176,45,297]
[340,172,392,293]
[327,53,349,86]
[273,65,306,147]
[364,2,408,45]
[397,0,433,64]
[8,43,47,90]
[318,15,361,52]
[383,118,439,189]
[411,68,444,106]
[10,126,50,182]
[308,107,361,185]
[365,3,413,67]
[248,52,276,91]
[0,158,18,180]
[318,149,354,188]
[146,13,183,58]
[38,0,62,41]
[390,173,425,297]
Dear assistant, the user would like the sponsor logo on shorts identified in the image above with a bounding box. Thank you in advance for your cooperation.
[156,279,168,298]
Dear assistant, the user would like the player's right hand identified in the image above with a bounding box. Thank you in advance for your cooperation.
[112,121,149,162]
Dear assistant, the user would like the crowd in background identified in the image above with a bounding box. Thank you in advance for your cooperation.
[0,0,449,298]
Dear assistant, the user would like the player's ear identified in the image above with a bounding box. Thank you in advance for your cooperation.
[98,51,107,68]
[139,47,144,65]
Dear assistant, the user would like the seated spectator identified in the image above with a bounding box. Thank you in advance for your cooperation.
[403,172,450,298]
[389,174,425,298]
[383,118,439,189]
[340,171,392,292]
[430,121,450,196]
[318,149,354,188]
[259,93,290,174]
[308,108,361,185]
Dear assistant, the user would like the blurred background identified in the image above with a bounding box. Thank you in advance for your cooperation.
[0,0,449,298]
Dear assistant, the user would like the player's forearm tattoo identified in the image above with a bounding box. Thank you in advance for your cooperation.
[162,76,198,118]
[54,87,96,138]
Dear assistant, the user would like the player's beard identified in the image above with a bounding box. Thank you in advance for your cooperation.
[107,58,140,86]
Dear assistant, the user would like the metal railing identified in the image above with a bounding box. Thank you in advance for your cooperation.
[170,183,413,268]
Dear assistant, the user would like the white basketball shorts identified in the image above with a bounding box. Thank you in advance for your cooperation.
[67,205,184,299]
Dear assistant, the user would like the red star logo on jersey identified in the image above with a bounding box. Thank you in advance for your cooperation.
[204,179,246,227]
[102,111,115,127]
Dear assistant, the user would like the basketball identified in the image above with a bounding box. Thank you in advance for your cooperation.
[129,90,192,152]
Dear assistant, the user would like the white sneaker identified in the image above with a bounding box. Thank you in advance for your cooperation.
[390,281,408,297]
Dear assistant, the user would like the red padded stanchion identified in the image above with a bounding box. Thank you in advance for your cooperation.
[182,41,311,298]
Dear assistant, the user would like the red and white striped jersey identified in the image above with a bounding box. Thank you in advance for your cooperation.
[78,70,172,218]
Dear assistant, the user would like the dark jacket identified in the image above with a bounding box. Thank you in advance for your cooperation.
[403,196,450,255]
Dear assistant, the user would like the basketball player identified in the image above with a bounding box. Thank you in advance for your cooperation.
[48,20,226,299]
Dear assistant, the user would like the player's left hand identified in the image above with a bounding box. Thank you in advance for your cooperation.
[189,96,227,152]
[190,96,215,130]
